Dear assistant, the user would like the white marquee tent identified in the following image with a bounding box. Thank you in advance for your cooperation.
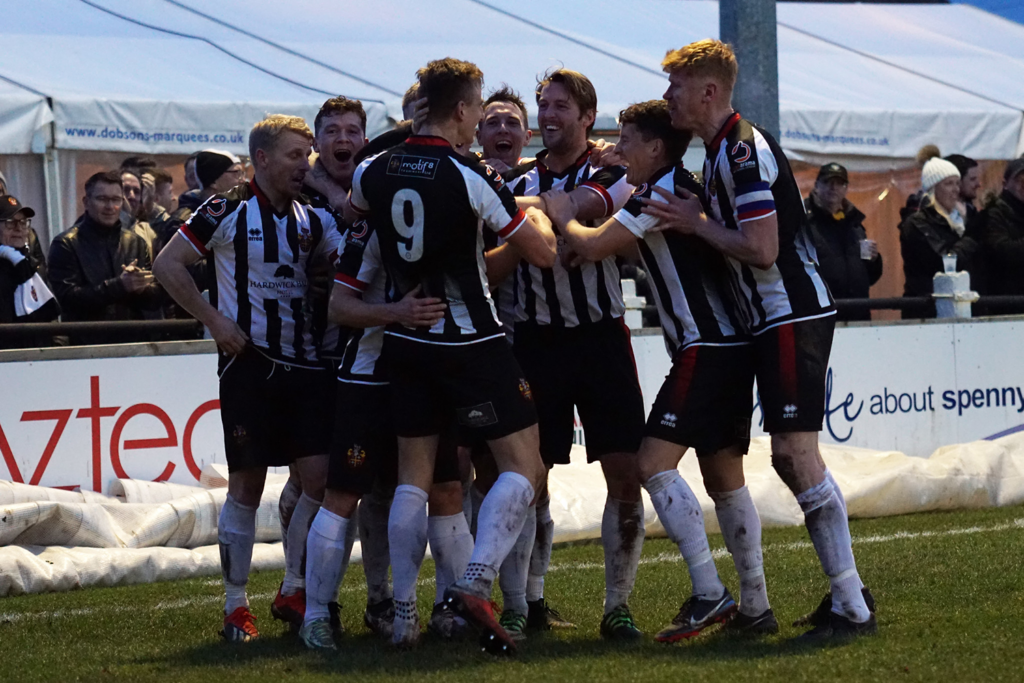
[0,0,1022,242]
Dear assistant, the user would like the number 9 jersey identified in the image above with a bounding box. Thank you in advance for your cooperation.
[350,135,527,346]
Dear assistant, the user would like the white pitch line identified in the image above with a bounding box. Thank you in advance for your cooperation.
[2,518,1020,624]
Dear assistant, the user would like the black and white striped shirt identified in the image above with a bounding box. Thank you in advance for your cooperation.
[179,181,342,367]
[704,113,834,334]
[302,183,350,361]
[332,219,389,384]
[350,135,526,345]
[615,165,748,355]
[505,149,633,327]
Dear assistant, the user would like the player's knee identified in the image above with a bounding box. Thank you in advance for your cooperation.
[771,451,822,494]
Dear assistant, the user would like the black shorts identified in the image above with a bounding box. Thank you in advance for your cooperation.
[645,344,754,457]
[383,334,537,442]
[754,315,835,434]
[513,318,645,466]
[218,350,333,472]
[326,380,460,495]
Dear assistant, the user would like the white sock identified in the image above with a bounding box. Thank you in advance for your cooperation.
[358,490,393,604]
[462,471,534,598]
[462,476,474,530]
[826,469,848,517]
[710,487,769,616]
[337,506,359,603]
[527,492,554,602]
[469,484,485,539]
[388,485,429,604]
[499,504,536,616]
[278,477,301,558]
[602,496,645,614]
[219,494,257,613]
[428,513,474,605]
[644,470,725,600]
[796,477,870,622]
[304,507,350,623]
[282,492,319,595]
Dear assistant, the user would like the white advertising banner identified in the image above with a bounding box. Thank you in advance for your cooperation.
[0,352,225,493]
[1,319,1020,492]
[634,319,1024,458]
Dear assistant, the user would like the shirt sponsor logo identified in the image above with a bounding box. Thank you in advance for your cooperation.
[387,155,439,180]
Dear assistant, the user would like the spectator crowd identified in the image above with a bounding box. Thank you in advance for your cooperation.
[1,129,1024,348]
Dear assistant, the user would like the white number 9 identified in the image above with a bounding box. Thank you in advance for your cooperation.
[391,189,425,262]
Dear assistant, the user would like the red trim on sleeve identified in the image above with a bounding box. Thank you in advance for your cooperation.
[579,181,614,216]
[178,225,210,255]
[496,209,527,239]
[334,273,368,292]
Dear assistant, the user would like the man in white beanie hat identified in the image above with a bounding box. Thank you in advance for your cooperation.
[899,156,977,317]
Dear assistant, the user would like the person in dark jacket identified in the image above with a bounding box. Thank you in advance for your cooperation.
[0,196,59,348]
[805,163,882,321]
[900,157,978,319]
[48,171,163,343]
[974,159,1024,313]
[946,154,981,226]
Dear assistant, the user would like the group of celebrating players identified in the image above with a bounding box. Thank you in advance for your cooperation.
[152,38,877,657]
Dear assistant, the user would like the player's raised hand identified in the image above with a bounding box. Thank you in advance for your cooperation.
[393,284,447,327]
[588,138,625,167]
[641,185,705,235]
[208,311,249,356]
[540,189,576,227]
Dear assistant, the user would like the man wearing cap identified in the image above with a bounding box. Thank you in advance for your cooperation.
[0,173,48,275]
[899,156,979,318]
[0,196,59,345]
[975,159,1024,312]
[48,170,163,342]
[804,163,882,321]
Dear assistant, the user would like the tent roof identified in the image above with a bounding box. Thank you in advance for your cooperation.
[1,1,1022,164]
[0,78,52,155]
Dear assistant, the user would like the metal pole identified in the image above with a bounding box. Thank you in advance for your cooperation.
[41,119,64,245]
[719,0,780,140]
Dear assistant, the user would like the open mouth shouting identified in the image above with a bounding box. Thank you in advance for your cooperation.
[333,148,353,164]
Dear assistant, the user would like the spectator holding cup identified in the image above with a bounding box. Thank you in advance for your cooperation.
[804,162,882,321]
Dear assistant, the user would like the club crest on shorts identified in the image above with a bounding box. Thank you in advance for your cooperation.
[518,378,533,401]
[232,425,249,444]
[347,444,366,467]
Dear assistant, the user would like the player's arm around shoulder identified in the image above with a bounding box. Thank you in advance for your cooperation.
[542,188,635,263]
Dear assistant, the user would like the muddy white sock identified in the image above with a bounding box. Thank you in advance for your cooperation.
[278,477,301,559]
[499,504,536,616]
[304,507,350,623]
[462,471,534,597]
[796,477,870,622]
[428,512,474,605]
[219,494,257,613]
[527,492,554,602]
[602,496,645,614]
[282,492,319,595]
[389,485,429,604]
[644,470,724,600]
[358,490,393,604]
[710,487,769,616]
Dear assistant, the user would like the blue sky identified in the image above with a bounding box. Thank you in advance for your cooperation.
[958,0,1024,25]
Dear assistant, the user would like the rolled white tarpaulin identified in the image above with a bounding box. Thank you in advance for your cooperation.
[2,435,1024,595]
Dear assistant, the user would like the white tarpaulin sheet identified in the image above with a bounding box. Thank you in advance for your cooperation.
[3,433,1024,596]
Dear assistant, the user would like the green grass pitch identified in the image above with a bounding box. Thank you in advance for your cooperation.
[2,505,1023,683]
